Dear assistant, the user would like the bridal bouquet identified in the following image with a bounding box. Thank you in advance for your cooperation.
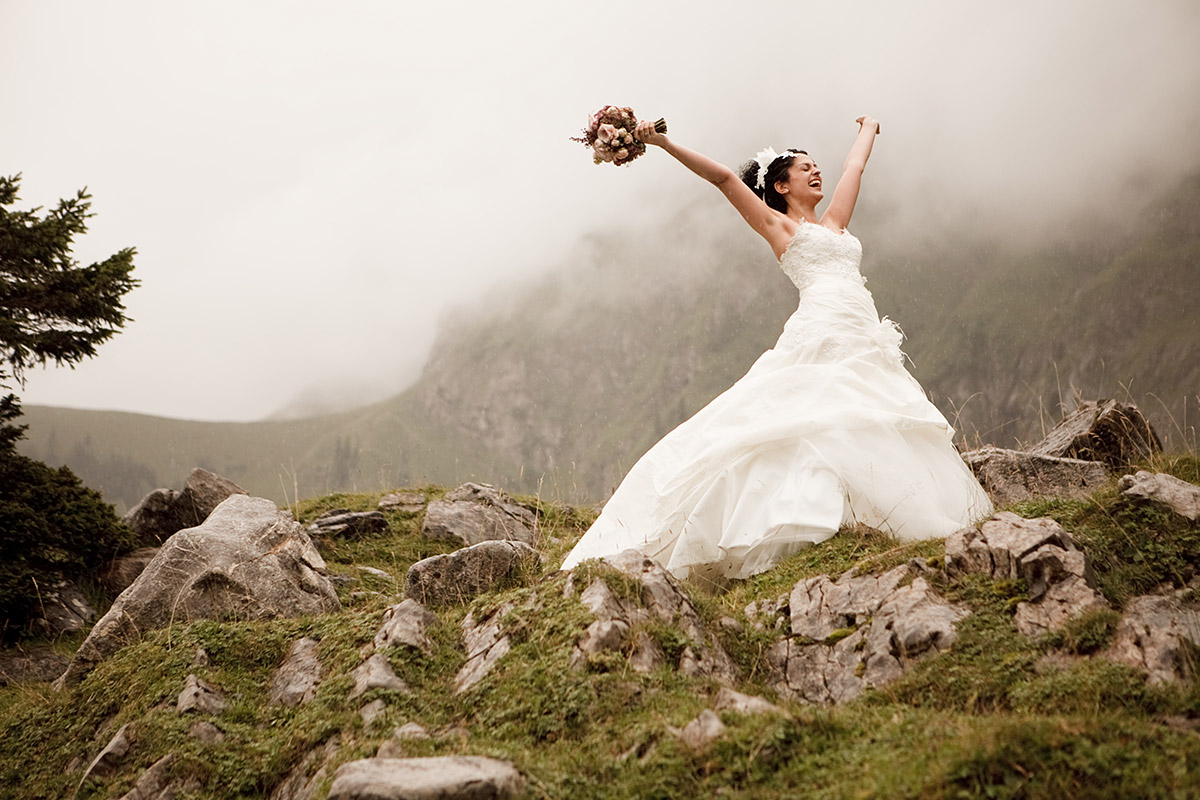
[572,105,667,166]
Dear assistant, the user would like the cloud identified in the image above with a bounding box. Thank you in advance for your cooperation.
[4,0,1198,420]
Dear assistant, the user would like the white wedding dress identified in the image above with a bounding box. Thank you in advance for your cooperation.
[561,222,992,580]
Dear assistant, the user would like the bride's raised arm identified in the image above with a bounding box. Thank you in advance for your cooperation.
[633,119,794,256]
[821,115,880,231]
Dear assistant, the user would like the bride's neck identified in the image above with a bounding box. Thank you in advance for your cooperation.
[785,199,819,225]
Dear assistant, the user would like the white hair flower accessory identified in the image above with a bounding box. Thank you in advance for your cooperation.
[753,147,804,191]
[753,147,780,191]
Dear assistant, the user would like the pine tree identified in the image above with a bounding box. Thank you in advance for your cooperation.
[0,173,137,425]
[0,174,139,635]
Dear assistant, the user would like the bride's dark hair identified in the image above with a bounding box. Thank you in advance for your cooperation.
[738,149,807,213]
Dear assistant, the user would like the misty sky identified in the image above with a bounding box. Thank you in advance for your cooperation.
[4,0,1199,421]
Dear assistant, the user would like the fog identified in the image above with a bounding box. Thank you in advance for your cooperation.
[4,0,1198,421]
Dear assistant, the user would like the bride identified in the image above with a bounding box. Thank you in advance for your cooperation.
[561,115,992,581]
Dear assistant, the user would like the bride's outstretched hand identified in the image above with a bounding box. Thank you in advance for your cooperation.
[634,119,668,147]
[856,115,881,134]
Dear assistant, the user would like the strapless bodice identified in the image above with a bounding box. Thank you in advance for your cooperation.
[779,222,865,293]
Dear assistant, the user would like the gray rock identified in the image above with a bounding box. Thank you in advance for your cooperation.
[116,753,199,800]
[270,638,322,706]
[790,566,912,640]
[99,547,161,598]
[405,540,539,608]
[601,550,740,685]
[962,446,1109,506]
[374,599,438,653]
[676,709,726,752]
[713,687,783,716]
[1106,594,1200,684]
[360,698,388,727]
[175,468,248,527]
[177,673,227,715]
[421,483,538,547]
[327,756,526,800]
[376,723,431,758]
[453,603,513,694]
[946,512,1107,636]
[1118,470,1200,521]
[80,723,131,785]
[627,630,665,673]
[29,579,95,637]
[121,488,181,547]
[308,510,388,539]
[1030,399,1162,468]
[123,468,247,546]
[774,568,967,704]
[378,491,427,513]
[348,653,410,700]
[188,720,225,743]
[55,495,339,687]
[270,737,340,800]
[0,645,68,685]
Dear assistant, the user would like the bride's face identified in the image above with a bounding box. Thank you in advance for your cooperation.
[778,155,823,203]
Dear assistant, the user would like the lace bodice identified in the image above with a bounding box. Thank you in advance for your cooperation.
[779,222,865,293]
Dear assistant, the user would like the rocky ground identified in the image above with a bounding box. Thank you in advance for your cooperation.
[2,403,1200,799]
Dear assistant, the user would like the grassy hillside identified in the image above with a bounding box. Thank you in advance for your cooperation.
[15,174,1200,510]
[2,457,1199,799]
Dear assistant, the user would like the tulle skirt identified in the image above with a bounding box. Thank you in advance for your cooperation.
[561,276,993,580]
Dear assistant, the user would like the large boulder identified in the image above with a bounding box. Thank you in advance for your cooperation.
[122,468,246,546]
[963,446,1109,506]
[55,495,339,687]
[421,483,537,547]
[405,540,539,608]
[1030,399,1162,468]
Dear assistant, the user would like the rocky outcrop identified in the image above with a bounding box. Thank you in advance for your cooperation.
[405,540,539,608]
[421,483,538,547]
[963,447,1109,506]
[122,468,246,546]
[1118,470,1200,521]
[1106,594,1200,684]
[769,563,967,704]
[564,550,739,684]
[1030,399,1162,468]
[327,756,526,800]
[946,512,1108,636]
[55,495,340,687]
